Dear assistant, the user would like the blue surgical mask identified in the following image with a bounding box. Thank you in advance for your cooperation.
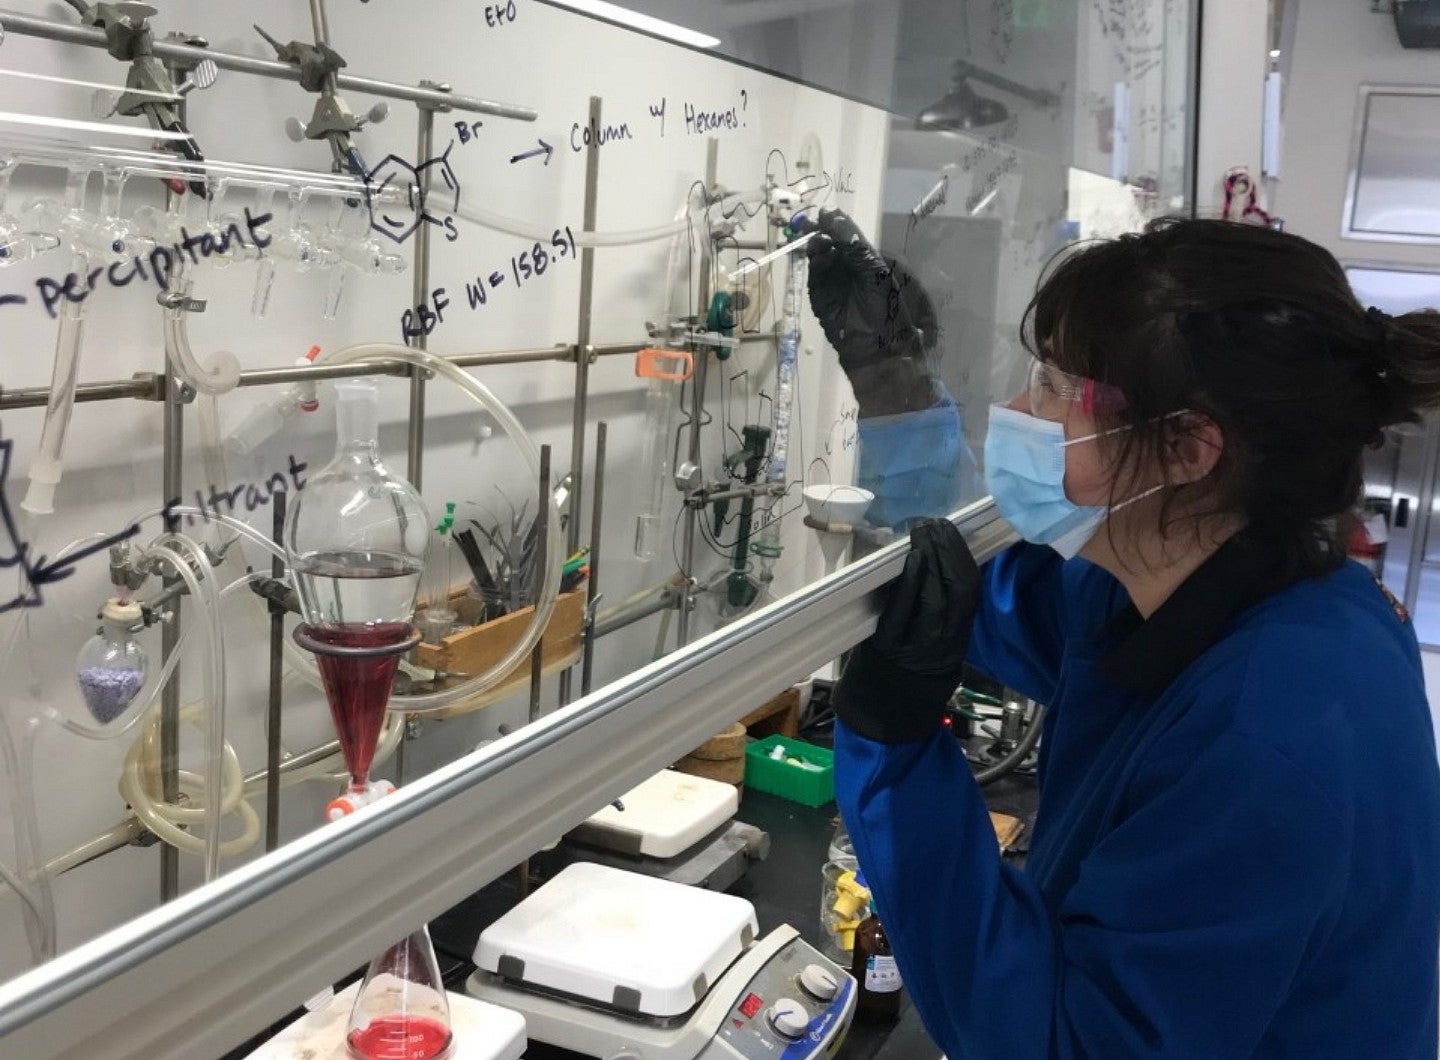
[983,404,1161,560]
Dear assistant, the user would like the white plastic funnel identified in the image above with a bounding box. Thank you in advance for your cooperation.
[802,485,874,573]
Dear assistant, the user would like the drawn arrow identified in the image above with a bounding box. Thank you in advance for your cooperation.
[509,139,553,166]
[27,523,143,588]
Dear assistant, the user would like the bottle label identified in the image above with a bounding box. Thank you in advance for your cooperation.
[865,955,902,994]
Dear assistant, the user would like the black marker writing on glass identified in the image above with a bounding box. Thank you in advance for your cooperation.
[0,436,142,615]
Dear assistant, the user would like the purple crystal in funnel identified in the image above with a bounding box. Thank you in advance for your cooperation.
[76,667,146,724]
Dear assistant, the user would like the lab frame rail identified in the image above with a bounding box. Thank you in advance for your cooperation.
[0,500,1011,1060]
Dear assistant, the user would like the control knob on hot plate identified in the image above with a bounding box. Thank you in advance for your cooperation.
[799,963,840,1001]
[767,998,810,1040]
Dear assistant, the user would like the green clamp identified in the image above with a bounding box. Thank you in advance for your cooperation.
[706,292,737,358]
[435,500,457,535]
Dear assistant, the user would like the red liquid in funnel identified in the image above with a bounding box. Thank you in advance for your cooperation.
[309,622,413,789]
[347,1014,453,1060]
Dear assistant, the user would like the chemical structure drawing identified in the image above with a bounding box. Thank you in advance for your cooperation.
[363,143,462,245]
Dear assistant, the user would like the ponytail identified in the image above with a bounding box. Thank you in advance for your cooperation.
[1376,308,1440,426]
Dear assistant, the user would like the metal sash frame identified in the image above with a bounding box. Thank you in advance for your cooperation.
[0,501,1012,1060]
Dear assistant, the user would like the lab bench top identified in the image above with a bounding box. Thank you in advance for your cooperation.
[221,749,1037,1059]
[426,766,1038,1060]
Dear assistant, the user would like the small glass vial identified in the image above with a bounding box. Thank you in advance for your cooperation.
[74,598,148,725]
[849,873,902,1020]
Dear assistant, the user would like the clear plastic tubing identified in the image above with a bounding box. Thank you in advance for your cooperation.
[0,707,55,965]
[124,340,564,718]
[288,344,564,715]
[0,530,125,965]
[22,167,92,515]
[137,534,228,880]
[161,190,241,396]
[455,189,767,249]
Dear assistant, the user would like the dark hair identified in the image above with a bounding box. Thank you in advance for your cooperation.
[1023,217,1440,577]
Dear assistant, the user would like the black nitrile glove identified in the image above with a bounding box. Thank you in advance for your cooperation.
[833,519,981,743]
[805,208,938,377]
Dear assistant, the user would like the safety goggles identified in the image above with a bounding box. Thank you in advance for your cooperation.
[1027,359,1128,419]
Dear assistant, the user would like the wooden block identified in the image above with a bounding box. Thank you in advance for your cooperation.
[740,688,801,740]
[674,753,745,787]
[690,722,747,762]
[410,589,587,718]
[989,811,1024,851]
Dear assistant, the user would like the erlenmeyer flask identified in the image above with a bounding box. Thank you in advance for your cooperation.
[347,926,454,1060]
[286,380,429,799]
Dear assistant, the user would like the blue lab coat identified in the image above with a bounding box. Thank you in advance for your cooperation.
[836,536,1440,1058]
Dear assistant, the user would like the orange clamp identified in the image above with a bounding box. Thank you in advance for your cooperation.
[636,347,694,383]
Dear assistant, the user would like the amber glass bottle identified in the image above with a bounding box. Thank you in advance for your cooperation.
[849,878,902,1019]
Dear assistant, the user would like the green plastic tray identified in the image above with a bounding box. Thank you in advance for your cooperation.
[744,734,835,807]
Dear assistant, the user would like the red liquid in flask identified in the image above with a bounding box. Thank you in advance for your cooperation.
[309,621,413,789]
[346,1014,453,1060]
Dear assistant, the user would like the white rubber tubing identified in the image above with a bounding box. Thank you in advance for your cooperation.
[134,535,227,880]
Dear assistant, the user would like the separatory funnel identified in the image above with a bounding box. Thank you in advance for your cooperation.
[285,379,429,819]
[347,927,455,1060]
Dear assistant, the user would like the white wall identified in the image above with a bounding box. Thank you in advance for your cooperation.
[1276,0,1440,270]
[0,0,882,980]
[1195,0,1270,218]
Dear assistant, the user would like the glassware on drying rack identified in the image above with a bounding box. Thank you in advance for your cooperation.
[285,378,429,820]
[0,157,59,266]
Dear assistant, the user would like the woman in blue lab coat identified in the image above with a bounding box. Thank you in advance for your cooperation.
[816,216,1440,1058]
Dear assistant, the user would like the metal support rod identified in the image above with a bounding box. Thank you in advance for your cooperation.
[0,340,725,412]
[307,0,332,49]
[265,491,286,853]
[594,586,678,639]
[581,422,606,696]
[395,95,444,786]
[159,375,183,901]
[519,444,552,902]
[696,482,785,506]
[0,375,161,410]
[406,96,440,492]
[569,96,602,558]
[560,96,603,706]
[529,445,551,725]
[677,138,721,648]
[0,10,536,120]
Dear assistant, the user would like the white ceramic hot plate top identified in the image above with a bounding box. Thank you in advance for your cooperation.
[579,769,739,858]
[473,862,758,1018]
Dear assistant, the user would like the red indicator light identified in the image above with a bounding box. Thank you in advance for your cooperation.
[739,993,764,1019]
